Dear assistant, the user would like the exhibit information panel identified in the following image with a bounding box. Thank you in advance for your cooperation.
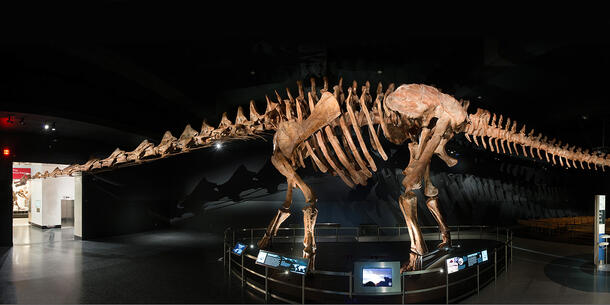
[353,261,401,295]
[232,242,246,256]
[446,250,488,274]
[255,250,308,275]
[595,195,606,266]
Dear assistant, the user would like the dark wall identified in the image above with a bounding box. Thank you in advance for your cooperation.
[81,134,610,238]
[0,155,12,246]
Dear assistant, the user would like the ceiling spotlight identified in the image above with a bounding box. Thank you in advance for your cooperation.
[44,123,49,130]
[581,115,588,120]
[250,70,256,75]
[477,95,483,100]
[215,142,223,150]
[250,244,254,248]
[440,268,444,273]
[376,70,383,74]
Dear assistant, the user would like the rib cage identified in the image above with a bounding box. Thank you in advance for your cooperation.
[26,77,610,180]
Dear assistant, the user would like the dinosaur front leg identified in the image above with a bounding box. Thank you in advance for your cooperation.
[401,117,451,271]
[258,179,294,249]
[399,191,427,272]
[424,164,451,249]
[302,204,318,271]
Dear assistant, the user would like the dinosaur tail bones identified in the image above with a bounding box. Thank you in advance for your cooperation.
[464,108,609,171]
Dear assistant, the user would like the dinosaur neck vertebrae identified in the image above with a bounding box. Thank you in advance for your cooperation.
[464,108,609,171]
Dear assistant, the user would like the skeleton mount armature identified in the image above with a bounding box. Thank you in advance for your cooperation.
[28,77,610,272]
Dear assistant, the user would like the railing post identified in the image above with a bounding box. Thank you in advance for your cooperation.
[302,274,305,304]
[349,272,353,299]
[265,266,269,303]
[510,231,513,265]
[505,244,508,273]
[494,249,497,284]
[446,270,449,304]
[402,273,405,304]
[241,253,245,287]
[476,264,480,295]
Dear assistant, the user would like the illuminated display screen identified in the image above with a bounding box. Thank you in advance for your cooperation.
[255,250,309,275]
[446,249,488,274]
[362,268,392,287]
[232,242,246,256]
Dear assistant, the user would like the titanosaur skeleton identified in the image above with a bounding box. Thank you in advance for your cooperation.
[28,78,610,271]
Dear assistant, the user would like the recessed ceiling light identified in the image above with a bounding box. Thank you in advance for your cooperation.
[44,124,49,130]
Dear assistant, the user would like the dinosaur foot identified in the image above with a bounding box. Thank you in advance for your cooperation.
[437,231,452,250]
[400,252,422,273]
[257,234,271,249]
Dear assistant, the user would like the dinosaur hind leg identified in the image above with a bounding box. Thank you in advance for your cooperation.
[258,179,294,249]
[302,204,318,270]
[424,164,451,249]
[399,191,427,272]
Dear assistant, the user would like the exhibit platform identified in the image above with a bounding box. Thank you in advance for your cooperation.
[225,225,512,303]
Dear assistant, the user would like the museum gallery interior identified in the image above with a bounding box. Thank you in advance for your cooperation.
[1,4,610,304]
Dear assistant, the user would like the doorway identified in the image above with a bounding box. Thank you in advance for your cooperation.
[12,162,81,245]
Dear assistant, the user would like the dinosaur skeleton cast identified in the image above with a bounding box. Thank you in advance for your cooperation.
[27,78,610,272]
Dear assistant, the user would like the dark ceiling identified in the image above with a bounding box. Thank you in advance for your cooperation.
[1,3,609,161]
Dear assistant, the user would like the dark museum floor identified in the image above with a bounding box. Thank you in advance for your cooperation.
[1,229,610,304]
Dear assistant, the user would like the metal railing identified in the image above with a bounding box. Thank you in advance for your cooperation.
[224,225,513,304]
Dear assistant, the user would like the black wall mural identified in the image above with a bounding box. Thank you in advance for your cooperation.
[81,134,609,238]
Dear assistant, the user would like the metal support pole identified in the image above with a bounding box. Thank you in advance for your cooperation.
[223,241,226,271]
[402,273,405,304]
[349,272,353,299]
[265,267,269,303]
[476,264,480,295]
[496,225,498,241]
[378,227,380,241]
[228,246,232,282]
[302,274,305,304]
[505,244,508,272]
[510,232,513,265]
[446,271,449,304]
[241,253,245,287]
[494,250,497,283]
[251,229,254,245]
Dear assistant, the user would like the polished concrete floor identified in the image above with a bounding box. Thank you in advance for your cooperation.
[463,237,610,303]
[1,229,250,303]
[12,220,75,245]
[2,228,610,303]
